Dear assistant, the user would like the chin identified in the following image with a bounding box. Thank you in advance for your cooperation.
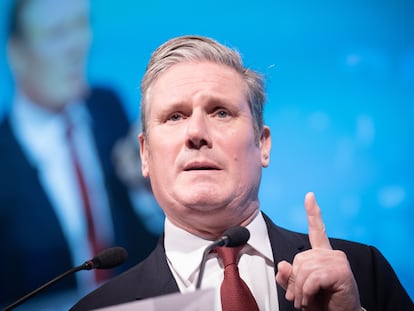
[183,196,231,213]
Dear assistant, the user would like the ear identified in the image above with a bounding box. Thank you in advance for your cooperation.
[138,133,150,177]
[259,126,271,168]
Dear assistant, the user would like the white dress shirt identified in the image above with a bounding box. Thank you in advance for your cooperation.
[10,91,115,291]
[164,212,279,311]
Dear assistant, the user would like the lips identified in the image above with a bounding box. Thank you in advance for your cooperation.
[183,161,221,171]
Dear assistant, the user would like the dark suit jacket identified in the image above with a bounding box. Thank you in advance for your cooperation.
[70,213,413,310]
[0,87,159,305]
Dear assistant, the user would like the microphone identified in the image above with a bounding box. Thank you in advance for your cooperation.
[83,246,128,270]
[1,247,128,311]
[195,226,250,289]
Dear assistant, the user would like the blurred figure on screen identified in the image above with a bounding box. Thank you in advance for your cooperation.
[112,121,165,235]
[0,0,161,306]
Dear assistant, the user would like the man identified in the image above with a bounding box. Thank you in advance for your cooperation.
[71,35,413,310]
[0,0,159,306]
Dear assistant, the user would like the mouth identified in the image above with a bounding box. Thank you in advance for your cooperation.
[183,162,221,172]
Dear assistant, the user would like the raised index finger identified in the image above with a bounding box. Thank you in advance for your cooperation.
[305,192,332,249]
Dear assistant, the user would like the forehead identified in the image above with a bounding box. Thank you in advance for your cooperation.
[20,0,89,34]
[147,61,247,103]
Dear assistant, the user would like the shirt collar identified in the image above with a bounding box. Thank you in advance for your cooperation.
[164,218,213,284]
[164,212,274,285]
[245,211,274,263]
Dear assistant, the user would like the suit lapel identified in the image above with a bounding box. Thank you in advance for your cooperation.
[134,237,180,300]
[263,212,309,311]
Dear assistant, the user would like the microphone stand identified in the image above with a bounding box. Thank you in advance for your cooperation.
[1,247,127,311]
[1,262,90,311]
[195,243,216,290]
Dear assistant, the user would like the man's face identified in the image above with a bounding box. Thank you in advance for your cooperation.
[9,0,91,110]
[139,61,271,237]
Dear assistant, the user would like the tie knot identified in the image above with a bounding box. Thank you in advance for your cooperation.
[214,246,243,267]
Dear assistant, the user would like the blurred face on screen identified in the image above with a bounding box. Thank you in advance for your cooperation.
[139,61,271,238]
[8,0,91,111]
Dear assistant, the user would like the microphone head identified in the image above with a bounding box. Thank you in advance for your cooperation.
[89,247,128,270]
[222,226,250,247]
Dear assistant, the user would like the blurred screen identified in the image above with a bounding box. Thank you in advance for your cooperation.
[0,0,413,309]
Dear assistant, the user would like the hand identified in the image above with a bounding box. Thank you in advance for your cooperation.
[275,192,362,311]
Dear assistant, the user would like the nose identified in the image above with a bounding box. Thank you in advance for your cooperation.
[185,111,212,149]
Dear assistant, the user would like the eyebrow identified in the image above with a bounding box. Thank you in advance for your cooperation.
[162,94,232,111]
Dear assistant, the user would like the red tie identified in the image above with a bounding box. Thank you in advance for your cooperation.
[215,246,260,311]
[66,118,109,283]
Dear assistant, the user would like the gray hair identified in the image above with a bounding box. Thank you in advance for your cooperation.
[140,35,266,142]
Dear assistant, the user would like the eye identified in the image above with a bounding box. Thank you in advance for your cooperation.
[215,109,230,119]
[167,112,184,122]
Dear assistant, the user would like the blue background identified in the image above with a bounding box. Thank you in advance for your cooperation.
[1,0,413,306]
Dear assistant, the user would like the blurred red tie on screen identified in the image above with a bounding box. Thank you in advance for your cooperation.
[66,117,110,283]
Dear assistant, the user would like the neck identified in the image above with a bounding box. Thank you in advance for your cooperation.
[169,207,260,240]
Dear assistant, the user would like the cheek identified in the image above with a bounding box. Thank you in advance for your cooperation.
[232,131,261,160]
[146,138,176,177]
[26,55,58,86]
[230,138,262,180]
